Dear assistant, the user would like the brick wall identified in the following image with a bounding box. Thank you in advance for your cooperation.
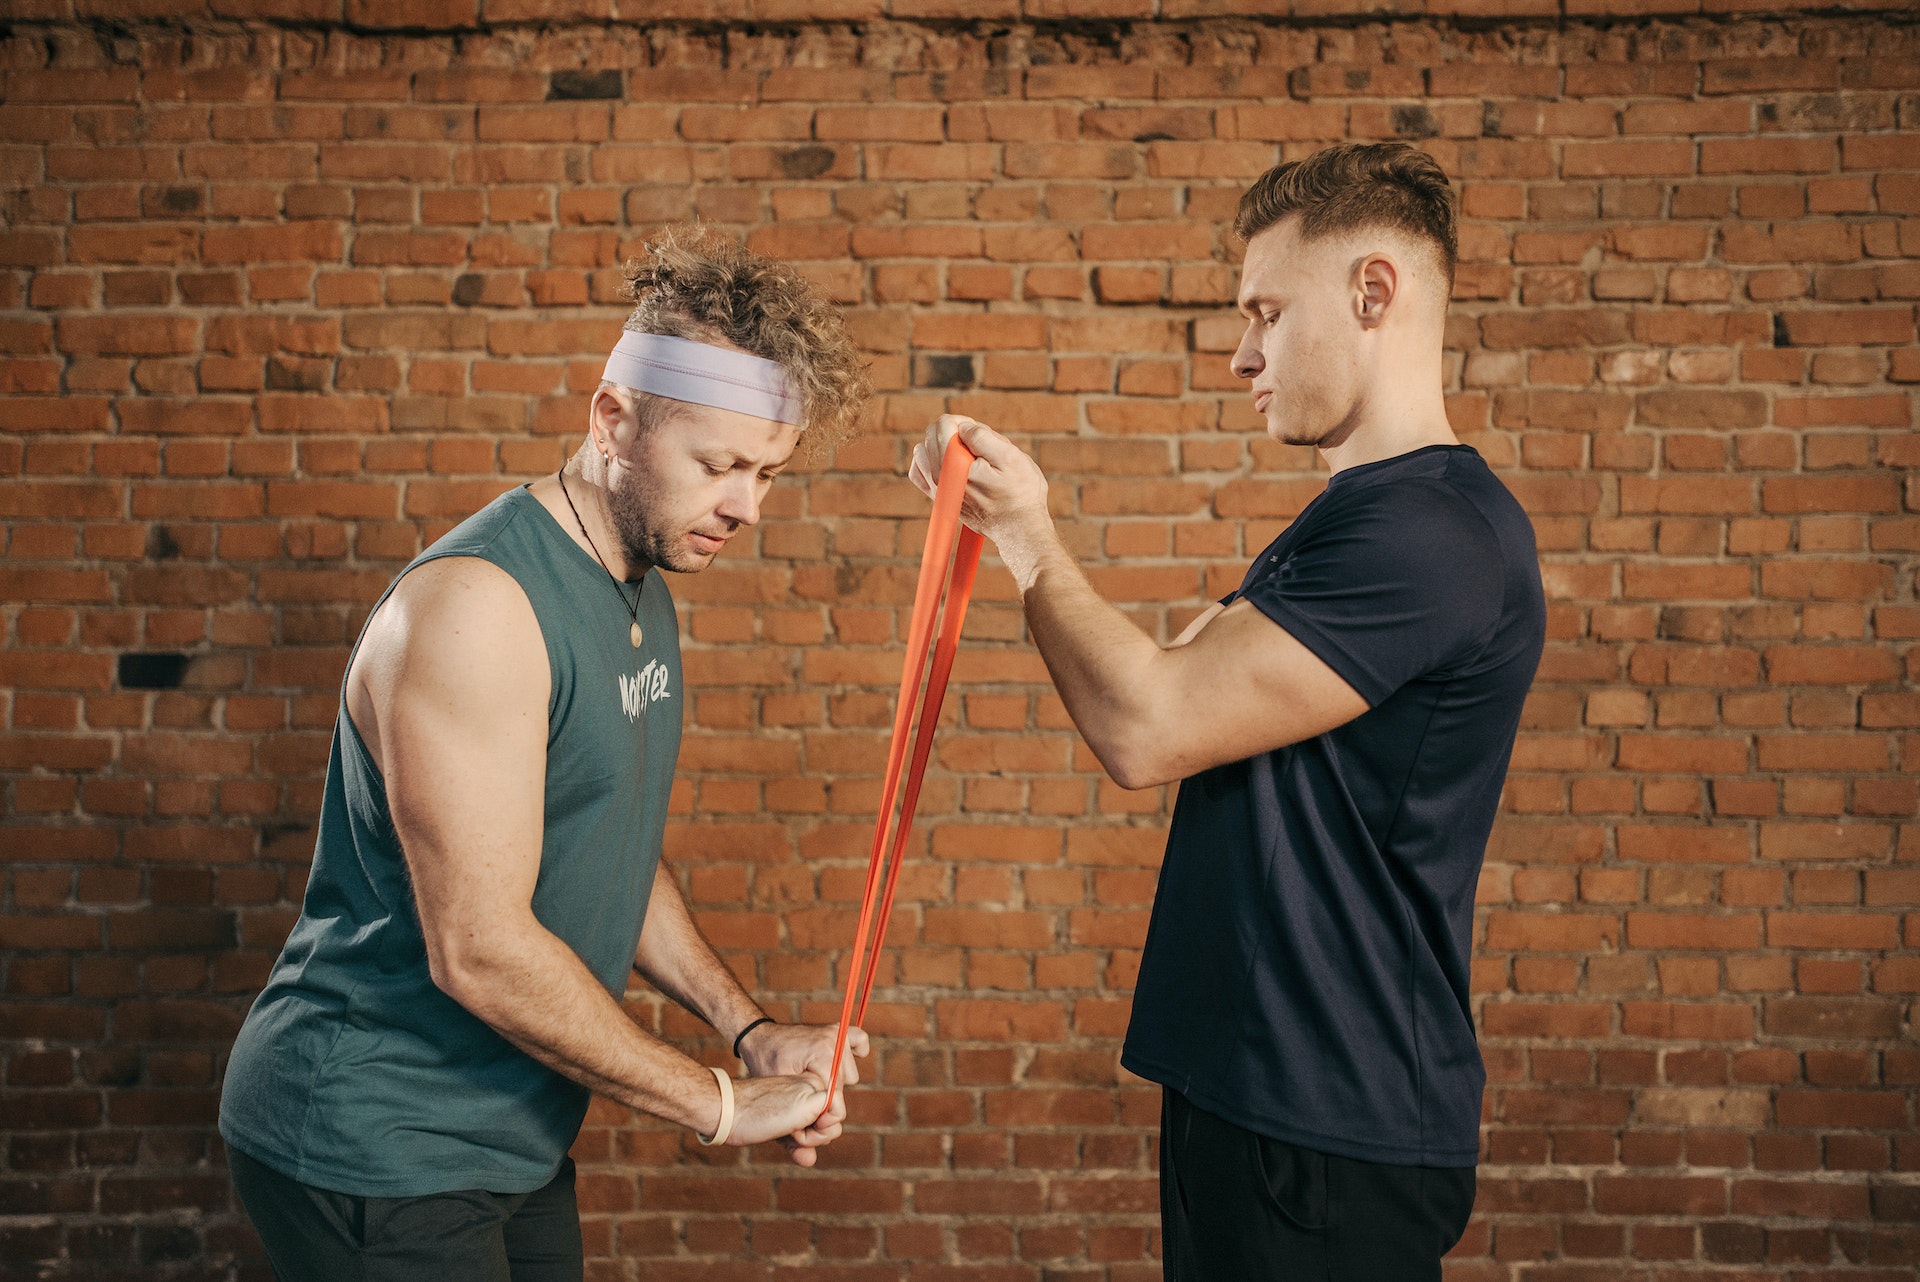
[2,4,1917,1279]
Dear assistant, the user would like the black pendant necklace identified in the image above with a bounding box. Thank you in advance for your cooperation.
[557,468,642,647]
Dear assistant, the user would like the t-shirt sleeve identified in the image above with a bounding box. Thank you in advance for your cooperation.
[1239,481,1506,706]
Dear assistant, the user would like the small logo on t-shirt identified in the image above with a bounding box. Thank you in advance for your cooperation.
[618,660,672,722]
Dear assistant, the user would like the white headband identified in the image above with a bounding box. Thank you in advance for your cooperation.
[601,331,804,426]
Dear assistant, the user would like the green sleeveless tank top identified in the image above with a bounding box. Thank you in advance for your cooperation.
[220,485,682,1196]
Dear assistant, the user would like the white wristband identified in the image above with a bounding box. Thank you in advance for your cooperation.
[697,1065,735,1147]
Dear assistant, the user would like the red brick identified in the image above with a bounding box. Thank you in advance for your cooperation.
[1767,912,1899,950]
[1702,58,1839,95]
[1759,823,1896,862]
[1625,912,1761,950]
[1563,140,1695,178]
[1622,1002,1755,1041]
[1701,137,1837,175]
[200,221,344,264]
[1615,825,1752,864]
[1079,223,1213,261]
[1481,1003,1611,1038]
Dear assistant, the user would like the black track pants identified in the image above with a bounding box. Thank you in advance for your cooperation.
[1159,1088,1476,1282]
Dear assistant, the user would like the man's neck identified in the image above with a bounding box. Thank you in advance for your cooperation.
[554,459,647,582]
[1317,352,1457,475]
[1319,413,1459,476]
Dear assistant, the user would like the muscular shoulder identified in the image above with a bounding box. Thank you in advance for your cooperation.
[1318,476,1501,556]
[351,556,549,726]
[386,554,533,624]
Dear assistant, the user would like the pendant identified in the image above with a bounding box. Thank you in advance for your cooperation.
[630,621,643,648]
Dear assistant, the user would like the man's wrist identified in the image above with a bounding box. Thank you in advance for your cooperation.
[1000,513,1066,596]
[695,1066,734,1146]
[731,1014,776,1059]
[655,1055,726,1136]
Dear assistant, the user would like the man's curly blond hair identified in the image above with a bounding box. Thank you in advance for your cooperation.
[611,224,871,449]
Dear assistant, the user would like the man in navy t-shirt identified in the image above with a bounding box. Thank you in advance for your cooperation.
[910,142,1545,1280]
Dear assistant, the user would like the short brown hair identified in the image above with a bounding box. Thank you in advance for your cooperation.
[1233,143,1457,289]
[616,224,872,449]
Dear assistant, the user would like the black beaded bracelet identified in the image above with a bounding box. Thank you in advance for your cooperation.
[732,1015,776,1059]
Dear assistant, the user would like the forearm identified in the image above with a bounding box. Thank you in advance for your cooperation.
[632,866,765,1046]
[911,414,1199,788]
[1008,523,1173,788]
[437,922,719,1135]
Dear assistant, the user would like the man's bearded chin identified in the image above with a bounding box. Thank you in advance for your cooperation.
[607,475,679,574]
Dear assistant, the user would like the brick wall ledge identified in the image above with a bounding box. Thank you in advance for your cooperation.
[6,0,1918,41]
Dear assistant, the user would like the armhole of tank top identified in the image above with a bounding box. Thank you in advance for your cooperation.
[339,506,547,761]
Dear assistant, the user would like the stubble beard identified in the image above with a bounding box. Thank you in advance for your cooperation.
[606,463,710,576]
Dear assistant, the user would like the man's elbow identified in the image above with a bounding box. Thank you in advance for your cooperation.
[424,939,476,1005]
[1080,692,1190,790]
[1098,741,1178,792]
[423,929,511,1013]
[1107,762,1165,791]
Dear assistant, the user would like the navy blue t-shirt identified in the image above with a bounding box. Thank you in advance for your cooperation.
[1121,444,1545,1168]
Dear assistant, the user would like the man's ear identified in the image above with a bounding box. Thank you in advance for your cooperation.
[1354,253,1398,330]
[589,386,632,458]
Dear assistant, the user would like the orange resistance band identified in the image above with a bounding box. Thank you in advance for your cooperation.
[820,436,984,1119]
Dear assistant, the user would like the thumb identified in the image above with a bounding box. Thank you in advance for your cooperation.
[929,413,973,455]
[785,1071,831,1125]
[950,417,1018,468]
[740,1075,829,1145]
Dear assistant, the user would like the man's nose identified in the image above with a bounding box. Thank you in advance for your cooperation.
[1230,325,1265,380]
[717,477,761,527]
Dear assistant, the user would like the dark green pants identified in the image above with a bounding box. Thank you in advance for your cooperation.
[229,1146,583,1282]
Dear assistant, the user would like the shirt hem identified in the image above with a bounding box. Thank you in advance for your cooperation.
[1120,1047,1478,1170]
[220,1119,560,1199]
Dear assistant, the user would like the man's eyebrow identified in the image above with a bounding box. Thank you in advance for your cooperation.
[709,448,787,471]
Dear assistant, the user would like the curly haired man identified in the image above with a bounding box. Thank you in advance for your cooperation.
[220,227,874,1282]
